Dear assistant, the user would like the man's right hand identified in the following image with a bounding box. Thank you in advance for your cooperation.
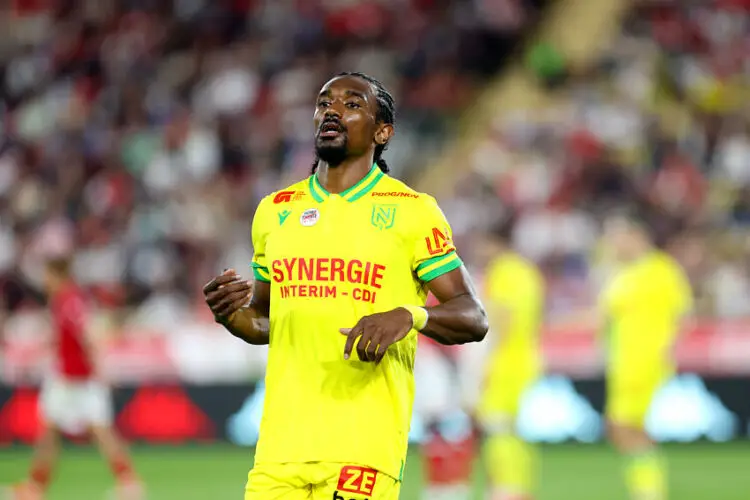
[203,269,253,325]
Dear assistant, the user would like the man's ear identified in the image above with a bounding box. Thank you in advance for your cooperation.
[375,123,395,146]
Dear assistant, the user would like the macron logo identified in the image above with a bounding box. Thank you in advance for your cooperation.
[278,210,292,225]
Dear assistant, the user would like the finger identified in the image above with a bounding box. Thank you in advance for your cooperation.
[213,290,254,314]
[216,292,252,314]
[364,332,383,362]
[216,298,248,320]
[374,340,389,364]
[205,280,251,305]
[203,273,241,294]
[356,329,372,362]
[208,280,251,301]
[343,324,364,360]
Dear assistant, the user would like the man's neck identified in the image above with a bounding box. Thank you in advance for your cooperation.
[316,157,375,194]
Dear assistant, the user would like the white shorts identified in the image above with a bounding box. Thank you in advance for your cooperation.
[414,344,461,421]
[40,378,113,434]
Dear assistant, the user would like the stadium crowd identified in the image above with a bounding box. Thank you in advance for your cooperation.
[0,0,542,333]
[443,0,750,320]
[0,0,748,338]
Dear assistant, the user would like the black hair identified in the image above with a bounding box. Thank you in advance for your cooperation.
[311,72,395,174]
[46,256,73,278]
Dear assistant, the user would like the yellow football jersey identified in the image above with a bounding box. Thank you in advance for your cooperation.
[250,165,462,479]
[478,253,543,419]
[484,252,544,360]
[600,251,693,384]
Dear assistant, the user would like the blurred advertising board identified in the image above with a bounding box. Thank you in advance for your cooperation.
[1,318,750,445]
[0,377,748,446]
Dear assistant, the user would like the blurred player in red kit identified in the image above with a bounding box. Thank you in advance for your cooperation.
[5,258,143,500]
[416,294,477,500]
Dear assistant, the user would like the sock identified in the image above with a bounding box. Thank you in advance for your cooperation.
[29,463,51,490]
[109,455,136,483]
[423,423,474,500]
[624,449,667,500]
[484,433,537,499]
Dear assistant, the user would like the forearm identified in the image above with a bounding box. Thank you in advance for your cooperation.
[419,294,488,345]
[222,305,270,345]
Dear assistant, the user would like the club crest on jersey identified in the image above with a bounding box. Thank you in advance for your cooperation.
[370,204,397,230]
[300,208,320,226]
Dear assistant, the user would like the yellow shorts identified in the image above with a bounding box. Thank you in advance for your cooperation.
[606,377,667,428]
[477,364,539,428]
[245,462,401,500]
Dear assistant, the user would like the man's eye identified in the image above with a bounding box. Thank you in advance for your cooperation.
[346,102,361,109]
[318,101,331,108]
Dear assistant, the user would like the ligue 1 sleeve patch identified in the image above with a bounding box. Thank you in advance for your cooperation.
[300,208,320,226]
[337,465,378,496]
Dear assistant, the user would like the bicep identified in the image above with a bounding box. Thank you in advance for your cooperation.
[425,266,480,304]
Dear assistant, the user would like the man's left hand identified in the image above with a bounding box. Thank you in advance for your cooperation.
[340,308,414,363]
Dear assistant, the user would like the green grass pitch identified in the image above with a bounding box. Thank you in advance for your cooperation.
[1,443,748,499]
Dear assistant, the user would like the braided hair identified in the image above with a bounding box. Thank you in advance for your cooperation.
[311,72,395,174]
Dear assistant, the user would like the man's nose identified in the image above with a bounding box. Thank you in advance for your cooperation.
[324,103,343,119]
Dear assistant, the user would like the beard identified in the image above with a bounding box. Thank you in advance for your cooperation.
[315,134,349,166]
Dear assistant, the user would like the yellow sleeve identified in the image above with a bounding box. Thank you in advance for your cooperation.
[411,196,463,283]
[250,196,274,283]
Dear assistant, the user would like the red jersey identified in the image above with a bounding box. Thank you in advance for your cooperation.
[51,283,93,379]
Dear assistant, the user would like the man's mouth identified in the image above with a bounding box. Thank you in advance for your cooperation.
[319,121,344,139]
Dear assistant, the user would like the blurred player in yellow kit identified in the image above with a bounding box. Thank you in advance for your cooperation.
[477,218,544,500]
[599,210,693,500]
[202,72,488,500]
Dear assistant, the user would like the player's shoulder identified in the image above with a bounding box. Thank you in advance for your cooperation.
[489,253,540,280]
[55,284,88,310]
[373,175,440,208]
[649,251,684,274]
[256,178,312,214]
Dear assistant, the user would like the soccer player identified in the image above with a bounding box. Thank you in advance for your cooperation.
[7,258,142,500]
[476,218,543,500]
[416,293,476,500]
[203,72,488,500]
[599,211,693,500]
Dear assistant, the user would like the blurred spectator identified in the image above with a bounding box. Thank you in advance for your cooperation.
[443,0,750,319]
[0,0,543,334]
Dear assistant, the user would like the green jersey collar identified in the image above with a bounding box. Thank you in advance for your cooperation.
[309,164,384,203]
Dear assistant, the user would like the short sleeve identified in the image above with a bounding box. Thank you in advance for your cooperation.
[250,196,273,283]
[412,196,463,283]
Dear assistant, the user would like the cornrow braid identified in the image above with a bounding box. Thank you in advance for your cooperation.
[311,72,395,174]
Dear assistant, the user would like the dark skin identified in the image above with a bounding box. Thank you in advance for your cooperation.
[203,75,488,359]
[313,75,393,192]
